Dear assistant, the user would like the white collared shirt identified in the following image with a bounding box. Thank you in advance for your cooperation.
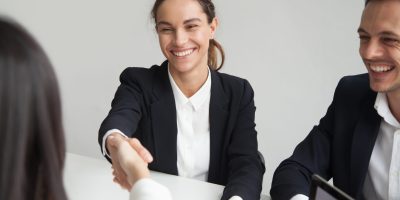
[168,68,243,200]
[363,93,400,200]
[102,67,242,200]
[101,69,212,181]
[167,67,211,181]
[291,93,400,200]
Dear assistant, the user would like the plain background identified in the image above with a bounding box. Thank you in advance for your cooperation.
[0,0,365,195]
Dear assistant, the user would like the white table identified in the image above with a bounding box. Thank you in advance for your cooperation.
[64,153,269,200]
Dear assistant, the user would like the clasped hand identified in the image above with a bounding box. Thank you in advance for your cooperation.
[107,134,153,190]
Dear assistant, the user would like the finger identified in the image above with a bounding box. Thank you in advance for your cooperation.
[114,168,130,188]
[113,176,120,184]
[115,179,130,191]
[114,167,126,180]
[121,181,131,190]
[109,146,132,190]
[111,161,129,187]
[112,158,126,175]
[113,176,125,188]
[112,170,117,177]
[113,173,127,187]
[114,175,131,190]
[124,179,132,190]
[107,136,117,147]
[107,134,127,150]
[128,138,153,163]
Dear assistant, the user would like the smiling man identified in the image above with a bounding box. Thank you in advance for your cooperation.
[270,0,400,199]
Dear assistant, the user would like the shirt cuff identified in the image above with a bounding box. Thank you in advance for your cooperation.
[229,195,243,200]
[101,129,128,158]
[130,178,172,200]
[290,194,308,200]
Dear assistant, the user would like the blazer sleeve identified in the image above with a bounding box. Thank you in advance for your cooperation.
[222,80,265,200]
[98,68,144,155]
[269,80,343,200]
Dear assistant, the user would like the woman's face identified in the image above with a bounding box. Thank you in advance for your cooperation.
[156,0,217,74]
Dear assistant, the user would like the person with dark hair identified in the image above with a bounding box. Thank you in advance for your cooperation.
[0,16,172,200]
[98,0,265,199]
[0,17,67,200]
[270,0,400,199]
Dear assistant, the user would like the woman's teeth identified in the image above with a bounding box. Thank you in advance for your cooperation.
[172,49,194,57]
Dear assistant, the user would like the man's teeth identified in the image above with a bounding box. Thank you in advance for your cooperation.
[173,49,193,57]
[370,65,393,72]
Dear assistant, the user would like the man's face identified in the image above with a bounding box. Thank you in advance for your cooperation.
[358,0,400,95]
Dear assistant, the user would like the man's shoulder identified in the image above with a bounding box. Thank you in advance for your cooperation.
[333,73,376,106]
[338,73,369,88]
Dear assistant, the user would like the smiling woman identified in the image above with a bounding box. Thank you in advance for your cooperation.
[153,0,218,96]
[98,0,265,200]
[152,0,224,73]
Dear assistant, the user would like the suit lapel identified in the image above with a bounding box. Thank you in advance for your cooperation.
[208,71,230,182]
[150,62,178,175]
[350,91,381,198]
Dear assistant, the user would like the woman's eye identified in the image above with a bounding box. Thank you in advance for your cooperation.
[186,25,198,30]
[158,27,173,33]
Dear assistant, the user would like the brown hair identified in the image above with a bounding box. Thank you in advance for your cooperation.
[151,0,225,70]
[0,17,67,200]
[365,0,396,6]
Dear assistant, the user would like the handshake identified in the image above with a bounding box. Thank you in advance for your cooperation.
[106,134,154,190]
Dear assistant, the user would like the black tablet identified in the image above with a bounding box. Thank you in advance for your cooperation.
[309,174,354,200]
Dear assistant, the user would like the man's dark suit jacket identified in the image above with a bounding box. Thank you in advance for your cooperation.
[99,61,265,200]
[270,74,381,200]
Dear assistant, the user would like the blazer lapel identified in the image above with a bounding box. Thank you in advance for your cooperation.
[350,91,381,198]
[208,71,230,183]
[150,62,178,175]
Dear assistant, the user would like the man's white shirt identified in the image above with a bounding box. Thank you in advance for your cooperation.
[291,93,400,200]
[363,93,400,200]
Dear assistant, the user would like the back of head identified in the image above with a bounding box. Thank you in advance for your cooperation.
[0,17,67,200]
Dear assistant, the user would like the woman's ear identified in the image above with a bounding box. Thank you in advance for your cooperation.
[210,17,218,39]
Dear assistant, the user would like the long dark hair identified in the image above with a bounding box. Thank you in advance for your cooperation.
[151,0,225,71]
[0,17,67,200]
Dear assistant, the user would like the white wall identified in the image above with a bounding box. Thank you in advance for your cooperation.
[0,0,365,195]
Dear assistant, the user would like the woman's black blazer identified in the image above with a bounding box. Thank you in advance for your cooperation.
[99,61,265,200]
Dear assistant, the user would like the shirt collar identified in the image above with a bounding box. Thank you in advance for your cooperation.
[374,92,400,128]
[168,66,211,111]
